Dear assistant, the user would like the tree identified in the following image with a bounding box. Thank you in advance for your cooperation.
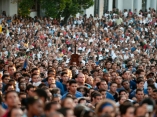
[40,0,94,24]
[18,0,34,17]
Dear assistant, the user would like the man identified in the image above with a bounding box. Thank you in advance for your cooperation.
[115,76,124,92]
[31,73,41,86]
[57,108,75,117]
[0,80,3,92]
[135,89,144,103]
[4,91,20,111]
[122,80,133,94]
[90,91,102,107]
[61,72,69,92]
[152,89,157,101]
[130,79,147,99]
[75,73,92,88]
[45,76,64,95]
[8,65,16,78]
[122,71,136,90]
[4,84,15,92]
[99,89,106,99]
[96,80,114,100]
[119,102,134,117]
[109,82,118,101]
[44,101,61,117]
[62,80,82,99]
[26,84,36,97]
[2,74,10,93]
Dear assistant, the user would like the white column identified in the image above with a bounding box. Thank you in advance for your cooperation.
[134,0,142,14]
[146,0,151,10]
[9,0,17,17]
[108,0,113,11]
[115,0,123,12]
[151,0,157,10]
[123,0,134,11]
[99,0,104,17]
[85,5,94,18]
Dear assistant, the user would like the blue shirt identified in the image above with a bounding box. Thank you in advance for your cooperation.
[106,92,114,100]
[130,89,148,99]
[62,91,83,100]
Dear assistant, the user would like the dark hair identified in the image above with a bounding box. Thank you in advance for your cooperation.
[69,79,77,86]
[44,101,58,111]
[13,71,21,78]
[18,77,25,83]
[122,80,129,85]
[31,68,39,73]
[57,107,71,116]
[2,74,9,80]
[78,98,86,103]
[8,108,22,117]
[31,73,38,78]
[147,84,156,90]
[26,84,35,91]
[91,91,101,101]
[110,82,117,86]
[119,89,127,95]
[35,89,48,102]
[4,84,15,91]
[135,89,143,94]
[120,102,133,116]
[5,90,18,100]
[136,79,144,84]
[22,73,30,78]
[61,72,68,76]
[140,98,156,110]
[25,96,39,109]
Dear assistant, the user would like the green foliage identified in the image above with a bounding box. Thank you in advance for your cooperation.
[18,0,34,17]
[40,0,94,19]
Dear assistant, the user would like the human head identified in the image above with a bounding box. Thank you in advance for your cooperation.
[57,108,75,117]
[8,65,16,76]
[8,108,23,117]
[34,89,48,103]
[95,99,116,117]
[26,96,44,117]
[97,80,108,90]
[2,74,10,84]
[76,73,85,84]
[69,80,78,93]
[119,102,134,117]
[122,80,130,90]
[135,89,144,102]
[91,91,102,105]
[26,85,35,97]
[61,97,75,109]
[5,90,19,109]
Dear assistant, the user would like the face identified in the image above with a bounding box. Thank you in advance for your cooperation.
[69,83,77,92]
[66,109,75,117]
[63,98,75,109]
[99,81,108,90]
[0,80,3,90]
[122,72,130,80]
[119,96,127,105]
[53,97,61,104]
[110,83,117,93]
[137,82,144,89]
[8,67,16,76]
[11,108,23,117]
[27,88,35,97]
[124,107,134,117]
[115,76,122,85]
[32,75,40,83]
[15,73,21,80]
[100,91,106,99]
[31,99,44,116]
[6,92,19,108]
[101,106,115,117]
[136,91,144,101]
[48,77,55,85]
[153,92,157,100]
[19,83,26,91]
[7,85,15,91]
[122,81,130,90]
[3,76,10,84]
[62,74,69,82]
[147,87,153,96]
[77,74,85,84]
[94,96,102,104]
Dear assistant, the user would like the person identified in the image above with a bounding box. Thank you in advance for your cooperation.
[26,85,35,97]
[61,97,75,109]
[44,101,61,116]
[57,107,75,117]
[119,102,134,117]
[116,95,127,106]
[109,82,118,101]
[7,108,23,117]
[90,91,102,107]
[25,96,44,117]
[135,89,144,103]
[62,80,82,99]
[95,99,116,117]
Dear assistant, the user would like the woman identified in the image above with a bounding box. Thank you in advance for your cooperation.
[61,97,76,109]
[8,108,23,117]
[26,96,44,117]
[95,99,117,117]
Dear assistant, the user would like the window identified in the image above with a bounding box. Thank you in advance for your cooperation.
[104,0,108,13]
[142,0,147,11]
[94,0,99,16]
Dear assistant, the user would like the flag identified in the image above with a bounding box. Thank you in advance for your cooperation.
[23,58,28,69]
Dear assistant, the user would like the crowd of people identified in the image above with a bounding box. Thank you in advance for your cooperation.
[0,7,157,117]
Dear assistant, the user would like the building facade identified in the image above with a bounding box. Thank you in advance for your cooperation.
[0,0,157,18]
